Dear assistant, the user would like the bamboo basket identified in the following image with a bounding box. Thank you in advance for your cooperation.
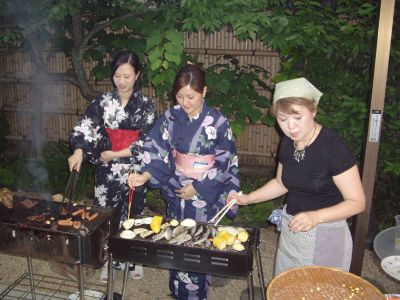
[266,266,385,300]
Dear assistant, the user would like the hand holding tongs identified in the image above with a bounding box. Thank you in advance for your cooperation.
[60,170,80,214]
[209,191,242,226]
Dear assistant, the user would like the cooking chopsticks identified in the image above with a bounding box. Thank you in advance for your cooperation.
[209,191,242,226]
[127,171,136,218]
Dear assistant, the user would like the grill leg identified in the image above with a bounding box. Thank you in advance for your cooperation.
[27,256,36,300]
[121,262,129,299]
[107,254,114,300]
[247,272,254,300]
[255,244,266,300]
[77,236,85,300]
[77,263,85,299]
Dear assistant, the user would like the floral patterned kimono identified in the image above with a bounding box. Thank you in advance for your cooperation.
[141,102,240,299]
[70,90,156,223]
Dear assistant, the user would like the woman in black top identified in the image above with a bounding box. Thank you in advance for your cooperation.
[228,77,365,275]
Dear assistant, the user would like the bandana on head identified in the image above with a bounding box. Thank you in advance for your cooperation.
[273,77,323,104]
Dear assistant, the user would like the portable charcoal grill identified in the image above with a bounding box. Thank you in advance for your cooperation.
[109,221,266,300]
[0,195,118,300]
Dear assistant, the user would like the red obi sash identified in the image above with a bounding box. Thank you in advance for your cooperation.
[173,149,215,180]
[105,128,140,151]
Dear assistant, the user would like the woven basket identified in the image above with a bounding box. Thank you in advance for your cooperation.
[267,266,385,300]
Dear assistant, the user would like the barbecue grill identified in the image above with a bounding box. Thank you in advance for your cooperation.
[0,196,118,300]
[108,219,266,300]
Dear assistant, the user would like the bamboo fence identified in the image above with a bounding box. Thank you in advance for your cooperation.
[0,28,281,172]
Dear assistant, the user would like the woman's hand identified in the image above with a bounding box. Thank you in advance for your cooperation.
[67,149,83,172]
[226,192,251,206]
[175,184,197,200]
[128,172,151,188]
[100,150,115,163]
[288,211,322,233]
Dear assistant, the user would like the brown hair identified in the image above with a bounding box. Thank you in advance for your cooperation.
[270,97,317,116]
[173,64,206,98]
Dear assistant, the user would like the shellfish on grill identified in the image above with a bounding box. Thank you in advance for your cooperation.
[120,230,136,239]
[180,218,196,228]
[134,217,153,226]
[122,218,135,230]
[170,219,179,226]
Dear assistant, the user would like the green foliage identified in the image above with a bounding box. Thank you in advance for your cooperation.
[206,56,273,136]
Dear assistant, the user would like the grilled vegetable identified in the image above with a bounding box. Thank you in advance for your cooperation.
[150,215,163,233]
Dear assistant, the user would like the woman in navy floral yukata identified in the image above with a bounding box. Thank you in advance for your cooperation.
[128,64,240,299]
[68,51,156,282]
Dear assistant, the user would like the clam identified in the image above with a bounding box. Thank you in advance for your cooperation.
[170,219,179,226]
[122,218,135,230]
[133,227,148,234]
[135,217,153,225]
[180,218,196,228]
[120,230,136,239]
[139,230,154,238]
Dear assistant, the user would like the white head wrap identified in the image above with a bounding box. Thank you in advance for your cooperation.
[273,77,323,104]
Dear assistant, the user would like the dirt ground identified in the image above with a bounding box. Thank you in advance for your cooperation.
[0,226,398,299]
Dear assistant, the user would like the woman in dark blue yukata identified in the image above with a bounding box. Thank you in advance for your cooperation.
[128,63,240,299]
[68,51,156,282]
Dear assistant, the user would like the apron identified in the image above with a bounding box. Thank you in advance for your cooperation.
[274,206,353,276]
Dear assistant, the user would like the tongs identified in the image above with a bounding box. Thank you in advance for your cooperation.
[60,170,80,214]
[209,191,242,226]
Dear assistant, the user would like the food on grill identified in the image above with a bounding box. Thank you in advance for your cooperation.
[152,227,172,241]
[170,219,179,226]
[20,198,38,209]
[150,215,163,233]
[237,230,249,242]
[72,208,85,216]
[232,243,245,251]
[133,228,148,234]
[27,215,46,222]
[0,187,13,209]
[87,212,98,221]
[122,218,135,230]
[73,220,82,229]
[134,217,153,225]
[180,218,196,228]
[58,219,74,226]
[120,230,136,239]
[213,236,227,250]
[218,231,235,245]
[139,230,154,238]
[122,216,250,252]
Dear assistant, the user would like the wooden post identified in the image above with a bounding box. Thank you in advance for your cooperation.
[350,0,395,275]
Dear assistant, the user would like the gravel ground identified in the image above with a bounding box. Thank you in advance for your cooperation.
[0,227,398,299]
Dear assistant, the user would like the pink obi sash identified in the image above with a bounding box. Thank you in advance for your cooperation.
[105,128,140,152]
[173,149,215,180]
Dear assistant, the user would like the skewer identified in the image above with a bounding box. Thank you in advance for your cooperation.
[209,191,242,226]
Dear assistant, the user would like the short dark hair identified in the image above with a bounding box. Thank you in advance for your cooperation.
[173,64,206,98]
[111,51,141,90]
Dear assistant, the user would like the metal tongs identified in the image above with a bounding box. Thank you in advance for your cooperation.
[209,191,242,226]
[60,170,80,214]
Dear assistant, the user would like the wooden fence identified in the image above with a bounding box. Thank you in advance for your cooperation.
[0,28,281,172]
